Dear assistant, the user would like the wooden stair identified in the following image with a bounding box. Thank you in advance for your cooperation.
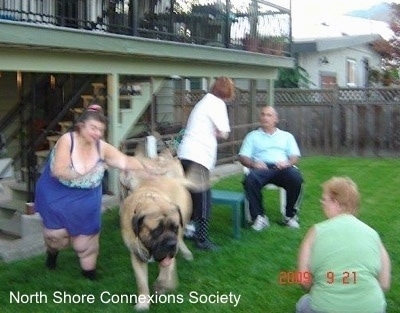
[59,121,73,133]
[46,135,61,149]
[0,185,46,262]
[0,199,28,237]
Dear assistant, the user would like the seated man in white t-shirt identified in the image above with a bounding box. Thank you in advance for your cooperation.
[238,106,304,230]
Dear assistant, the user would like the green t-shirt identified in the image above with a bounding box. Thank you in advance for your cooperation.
[310,214,386,313]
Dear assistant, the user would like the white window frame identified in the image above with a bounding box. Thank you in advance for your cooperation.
[346,58,357,87]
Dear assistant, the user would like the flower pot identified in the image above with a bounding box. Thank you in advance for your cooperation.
[243,37,260,52]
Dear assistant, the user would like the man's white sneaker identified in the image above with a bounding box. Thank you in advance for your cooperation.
[252,215,270,231]
[284,216,300,229]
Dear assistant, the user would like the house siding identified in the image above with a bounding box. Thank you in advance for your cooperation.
[297,43,382,89]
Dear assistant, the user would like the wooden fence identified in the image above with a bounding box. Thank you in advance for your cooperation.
[277,102,400,157]
[275,88,400,158]
[122,87,400,163]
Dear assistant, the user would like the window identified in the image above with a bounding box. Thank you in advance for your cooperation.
[346,59,357,87]
[320,74,337,89]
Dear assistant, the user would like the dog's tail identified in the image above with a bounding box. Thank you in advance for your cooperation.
[177,172,211,192]
[184,162,213,192]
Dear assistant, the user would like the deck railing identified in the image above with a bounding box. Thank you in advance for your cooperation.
[0,0,292,56]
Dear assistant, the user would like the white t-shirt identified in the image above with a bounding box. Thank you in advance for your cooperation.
[177,93,230,170]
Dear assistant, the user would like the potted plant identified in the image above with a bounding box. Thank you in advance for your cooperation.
[242,34,260,52]
[259,36,286,56]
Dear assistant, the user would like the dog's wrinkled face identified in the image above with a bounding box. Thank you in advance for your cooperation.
[132,197,183,267]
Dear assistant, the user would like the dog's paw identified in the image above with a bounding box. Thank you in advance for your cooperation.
[135,296,150,311]
[154,279,177,294]
[179,239,194,261]
[182,250,194,261]
[153,282,167,294]
[135,302,150,311]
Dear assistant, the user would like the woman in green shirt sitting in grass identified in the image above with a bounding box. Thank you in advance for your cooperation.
[296,176,391,313]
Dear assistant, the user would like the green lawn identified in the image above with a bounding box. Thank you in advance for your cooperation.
[1,156,399,312]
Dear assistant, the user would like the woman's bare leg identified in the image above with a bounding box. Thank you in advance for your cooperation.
[43,228,70,250]
[71,233,100,279]
[42,227,70,269]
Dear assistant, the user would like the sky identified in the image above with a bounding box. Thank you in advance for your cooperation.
[203,0,400,39]
[290,0,400,39]
[291,0,392,19]
[226,0,400,39]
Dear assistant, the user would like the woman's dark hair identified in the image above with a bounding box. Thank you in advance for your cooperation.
[210,77,235,101]
[74,104,107,132]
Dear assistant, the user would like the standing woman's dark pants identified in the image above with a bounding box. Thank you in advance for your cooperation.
[180,159,212,244]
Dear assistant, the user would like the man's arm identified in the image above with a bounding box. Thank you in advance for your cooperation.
[239,155,254,168]
[288,155,299,166]
[239,155,269,170]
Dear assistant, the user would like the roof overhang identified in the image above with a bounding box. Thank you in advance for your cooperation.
[292,34,382,53]
[0,21,294,79]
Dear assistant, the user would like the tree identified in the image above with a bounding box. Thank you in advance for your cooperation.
[370,2,400,85]
[274,64,313,88]
[388,3,400,63]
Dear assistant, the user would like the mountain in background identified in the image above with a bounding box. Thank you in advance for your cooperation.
[345,2,393,23]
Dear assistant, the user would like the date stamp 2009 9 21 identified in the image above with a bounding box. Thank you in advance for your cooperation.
[279,271,312,285]
[279,271,357,285]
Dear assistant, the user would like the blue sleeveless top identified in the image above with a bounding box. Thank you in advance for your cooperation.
[35,132,106,236]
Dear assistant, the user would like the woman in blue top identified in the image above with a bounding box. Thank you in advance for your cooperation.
[35,104,153,280]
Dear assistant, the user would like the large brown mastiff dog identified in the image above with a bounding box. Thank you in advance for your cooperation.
[120,151,194,311]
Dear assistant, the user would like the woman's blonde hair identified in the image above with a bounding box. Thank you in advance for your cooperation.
[210,76,235,101]
[322,176,360,214]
